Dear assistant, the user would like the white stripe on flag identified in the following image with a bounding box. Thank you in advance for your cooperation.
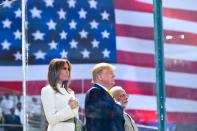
[76,94,197,113]
[115,9,197,34]
[1,64,197,89]
[116,36,197,62]
[136,0,197,12]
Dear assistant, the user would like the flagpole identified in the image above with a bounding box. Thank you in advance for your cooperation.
[153,0,166,131]
[22,0,27,130]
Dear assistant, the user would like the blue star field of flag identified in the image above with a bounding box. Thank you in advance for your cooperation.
[0,0,22,65]
[0,0,116,65]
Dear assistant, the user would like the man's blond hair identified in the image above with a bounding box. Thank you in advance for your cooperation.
[92,63,115,83]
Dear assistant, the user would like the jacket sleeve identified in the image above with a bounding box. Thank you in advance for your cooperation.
[41,87,75,126]
[71,92,79,118]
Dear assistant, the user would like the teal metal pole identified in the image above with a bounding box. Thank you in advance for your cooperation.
[153,0,166,131]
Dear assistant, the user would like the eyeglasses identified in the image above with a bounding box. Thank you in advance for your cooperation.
[118,94,128,98]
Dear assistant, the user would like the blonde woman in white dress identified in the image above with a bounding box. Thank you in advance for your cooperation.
[41,58,79,131]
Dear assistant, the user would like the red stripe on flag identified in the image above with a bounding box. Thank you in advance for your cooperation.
[117,51,155,68]
[117,51,197,74]
[163,8,197,23]
[117,80,197,101]
[116,24,197,46]
[126,110,197,123]
[0,81,22,94]
[126,110,157,123]
[114,0,152,13]
[116,24,153,40]
[1,80,197,100]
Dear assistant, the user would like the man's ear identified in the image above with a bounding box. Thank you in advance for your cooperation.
[97,74,102,81]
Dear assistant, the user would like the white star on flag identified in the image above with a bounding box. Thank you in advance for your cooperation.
[14,9,22,18]
[44,0,54,7]
[81,49,90,59]
[60,49,68,58]
[67,0,76,8]
[30,7,42,18]
[32,30,45,40]
[13,30,22,40]
[34,50,46,60]
[49,40,58,49]
[1,40,11,50]
[78,8,87,19]
[58,9,66,20]
[14,51,22,61]
[59,31,67,40]
[88,0,97,9]
[79,29,88,39]
[69,20,77,29]
[2,19,12,29]
[101,10,109,20]
[91,39,99,48]
[3,0,12,8]
[90,20,99,29]
[46,19,57,30]
[69,39,78,48]
[101,30,110,39]
[102,48,110,58]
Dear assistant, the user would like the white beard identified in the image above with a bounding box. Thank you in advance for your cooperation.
[114,100,128,109]
[121,102,128,109]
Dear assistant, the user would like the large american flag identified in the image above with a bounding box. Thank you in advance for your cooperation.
[0,0,197,125]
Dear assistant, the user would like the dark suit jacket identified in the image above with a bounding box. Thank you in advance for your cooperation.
[85,84,125,131]
[4,114,22,131]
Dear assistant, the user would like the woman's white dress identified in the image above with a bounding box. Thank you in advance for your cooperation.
[41,84,79,131]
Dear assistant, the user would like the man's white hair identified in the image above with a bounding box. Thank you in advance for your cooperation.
[110,86,124,94]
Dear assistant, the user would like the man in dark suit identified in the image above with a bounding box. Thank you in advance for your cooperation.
[85,63,125,131]
[4,108,22,131]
